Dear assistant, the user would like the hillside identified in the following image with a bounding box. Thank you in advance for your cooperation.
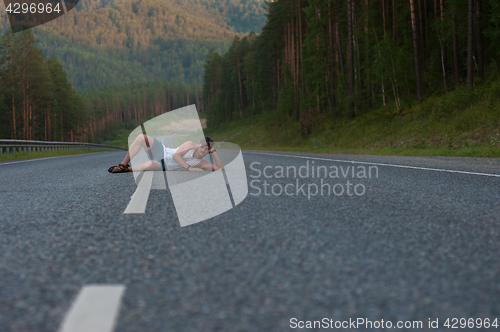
[0,0,267,90]
[204,82,500,158]
[68,0,267,34]
[201,0,500,158]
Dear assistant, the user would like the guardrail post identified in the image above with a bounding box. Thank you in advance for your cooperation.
[0,148,2,157]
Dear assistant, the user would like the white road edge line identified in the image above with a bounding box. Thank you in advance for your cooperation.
[0,152,108,166]
[58,284,126,332]
[124,171,154,214]
[246,152,500,178]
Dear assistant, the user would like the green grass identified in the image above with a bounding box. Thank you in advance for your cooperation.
[239,146,500,158]
[87,82,500,158]
[0,149,117,162]
[205,82,500,158]
[101,127,134,148]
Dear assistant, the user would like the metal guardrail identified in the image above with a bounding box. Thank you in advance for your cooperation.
[0,139,127,157]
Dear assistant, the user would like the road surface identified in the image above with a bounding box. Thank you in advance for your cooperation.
[1,151,499,331]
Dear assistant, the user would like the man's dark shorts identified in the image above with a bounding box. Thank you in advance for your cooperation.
[149,138,165,165]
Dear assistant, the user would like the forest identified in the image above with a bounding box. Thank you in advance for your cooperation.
[0,0,267,142]
[0,0,266,90]
[0,30,203,142]
[202,0,500,136]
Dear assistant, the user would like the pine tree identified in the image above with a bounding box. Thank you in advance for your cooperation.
[0,31,19,139]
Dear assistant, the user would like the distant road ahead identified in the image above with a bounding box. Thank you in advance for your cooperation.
[0,151,499,331]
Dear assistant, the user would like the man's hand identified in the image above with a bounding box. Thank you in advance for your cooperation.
[188,167,204,172]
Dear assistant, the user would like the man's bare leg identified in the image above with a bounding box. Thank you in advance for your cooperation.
[120,134,155,166]
[129,160,163,172]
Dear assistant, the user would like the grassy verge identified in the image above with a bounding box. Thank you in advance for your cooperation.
[101,127,133,148]
[205,83,500,158]
[239,146,500,158]
[0,149,117,162]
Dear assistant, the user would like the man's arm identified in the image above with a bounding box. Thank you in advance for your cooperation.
[210,150,224,170]
[195,160,223,171]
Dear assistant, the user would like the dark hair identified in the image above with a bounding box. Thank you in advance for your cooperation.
[199,136,214,147]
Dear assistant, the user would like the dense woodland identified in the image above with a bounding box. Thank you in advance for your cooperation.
[0,0,266,90]
[203,0,500,135]
[68,0,267,34]
[34,33,230,90]
[0,0,267,142]
[0,30,203,142]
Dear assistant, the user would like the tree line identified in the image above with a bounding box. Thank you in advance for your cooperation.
[0,30,203,142]
[203,0,499,134]
[0,30,81,141]
[82,82,204,143]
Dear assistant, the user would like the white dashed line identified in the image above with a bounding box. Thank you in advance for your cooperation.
[246,152,500,178]
[58,284,125,332]
[124,171,154,214]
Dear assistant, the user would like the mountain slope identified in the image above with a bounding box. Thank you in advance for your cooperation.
[0,0,267,89]
[37,0,241,49]
[68,0,267,34]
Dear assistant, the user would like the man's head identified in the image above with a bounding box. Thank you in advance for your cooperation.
[195,136,214,158]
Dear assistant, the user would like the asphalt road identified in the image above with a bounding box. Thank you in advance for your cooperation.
[1,151,499,331]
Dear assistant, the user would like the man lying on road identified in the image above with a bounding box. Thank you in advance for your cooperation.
[108,136,224,173]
